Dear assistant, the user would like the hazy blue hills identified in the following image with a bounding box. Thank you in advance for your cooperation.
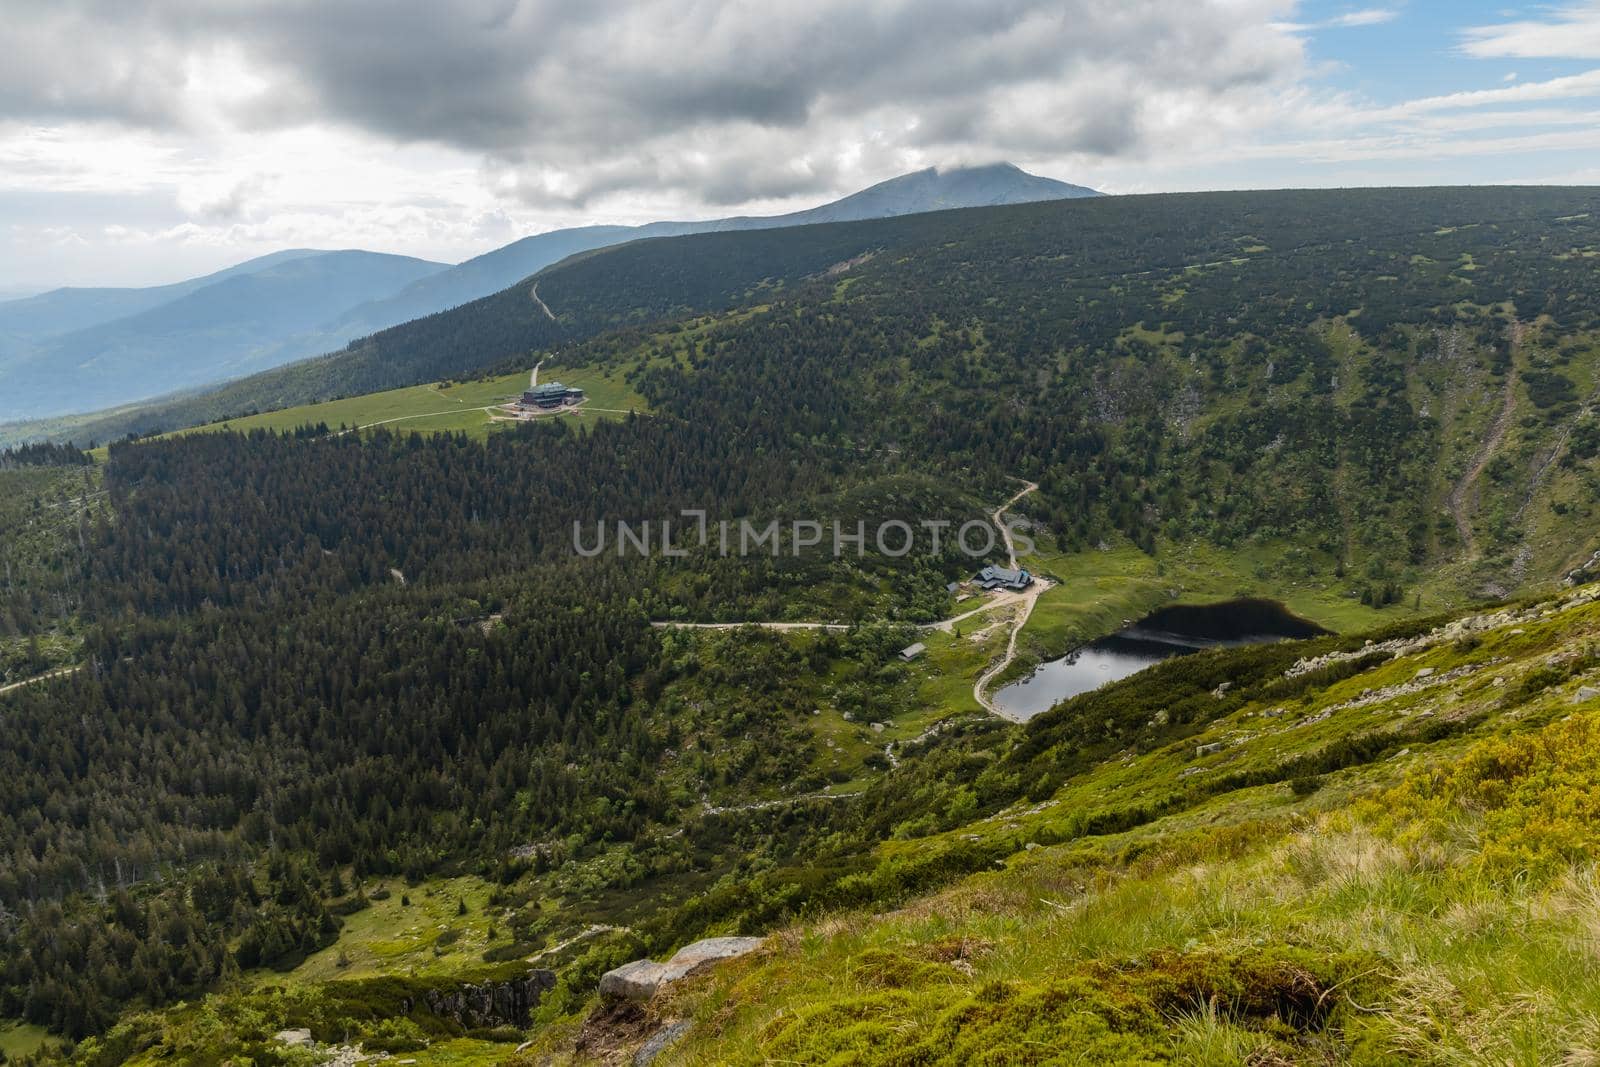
[0,163,1095,423]
[0,251,446,420]
[0,249,327,361]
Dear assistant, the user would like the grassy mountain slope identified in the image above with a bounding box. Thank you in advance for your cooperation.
[41,583,1600,1065]
[321,163,1098,348]
[521,584,1600,1065]
[7,185,1600,1064]
[0,165,1098,446]
[15,184,1596,477]
[523,184,1600,603]
[24,186,1600,607]
[324,225,643,344]
[155,365,645,442]
[0,218,896,445]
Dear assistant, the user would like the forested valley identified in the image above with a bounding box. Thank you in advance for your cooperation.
[4,186,1600,1062]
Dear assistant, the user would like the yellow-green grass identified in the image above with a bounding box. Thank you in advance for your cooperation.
[652,808,1600,1064]
[115,1029,517,1067]
[388,1037,524,1066]
[616,590,1600,1065]
[168,365,646,442]
[804,700,889,797]
[908,620,1006,717]
[0,1019,53,1058]
[1120,322,1186,348]
[913,590,1600,867]
[261,875,512,987]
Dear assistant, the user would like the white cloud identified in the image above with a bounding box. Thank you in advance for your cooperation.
[1461,3,1600,60]
[0,1,1595,288]
[0,1,1316,193]
[1273,7,1399,32]
[1329,9,1398,27]
[1366,68,1600,119]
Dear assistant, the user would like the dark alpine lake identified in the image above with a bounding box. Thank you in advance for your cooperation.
[992,597,1326,721]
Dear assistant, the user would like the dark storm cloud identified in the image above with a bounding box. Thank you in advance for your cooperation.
[0,0,1304,205]
[0,2,192,127]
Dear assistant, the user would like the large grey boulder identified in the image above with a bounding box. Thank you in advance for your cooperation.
[599,936,764,1003]
[598,959,673,1002]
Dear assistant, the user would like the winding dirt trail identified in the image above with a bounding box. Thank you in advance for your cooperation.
[700,790,862,816]
[530,283,556,322]
[970,480,1050,717]
[358,406,503,430]
[925,587,1033,633]
[0,665,82,697]
[992,479,1038,570]
[972,587,1051,718]
[524,924,632,965]
[653,592,1037,636]
[652,621,853,632]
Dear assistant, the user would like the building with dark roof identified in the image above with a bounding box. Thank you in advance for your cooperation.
[521,382,585,409]
[975,564,1032,591]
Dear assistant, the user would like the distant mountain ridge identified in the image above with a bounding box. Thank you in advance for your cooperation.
[0,163,1097,422]
[0,251,448,420]
[0,249,327,359]
[328,164,1098,341]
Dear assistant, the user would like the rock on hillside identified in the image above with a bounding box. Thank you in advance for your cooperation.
[598,936,765,1003]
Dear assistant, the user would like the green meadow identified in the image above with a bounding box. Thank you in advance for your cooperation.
[168,365,646,442]
[0,1019,53,1059]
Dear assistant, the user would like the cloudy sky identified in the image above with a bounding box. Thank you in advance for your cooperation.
[3,0,1600,291]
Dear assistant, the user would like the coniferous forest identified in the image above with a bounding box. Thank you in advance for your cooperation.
[5,187,1600,1061]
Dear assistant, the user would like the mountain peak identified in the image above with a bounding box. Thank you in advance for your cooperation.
[803,162,1100,223]
[938,160,1023,174]
[0,163,1101,422]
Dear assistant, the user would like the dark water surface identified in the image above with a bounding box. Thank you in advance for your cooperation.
[992,598,1326,721]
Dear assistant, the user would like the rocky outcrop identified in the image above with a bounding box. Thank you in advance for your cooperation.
[599,937,764,1003]
[1286,584,1600,679]
[420,970,556,1028]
